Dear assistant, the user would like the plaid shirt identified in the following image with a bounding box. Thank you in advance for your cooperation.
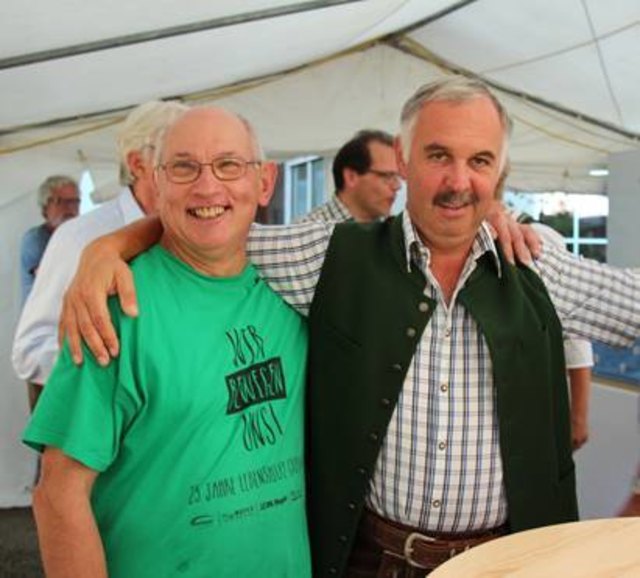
[247,213,639,532]
[294,194,352,224]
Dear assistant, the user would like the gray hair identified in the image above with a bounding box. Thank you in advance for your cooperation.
[153,106,265,166]
[37,175,78,208]
[400,77,513,171]
[117,100,189,185]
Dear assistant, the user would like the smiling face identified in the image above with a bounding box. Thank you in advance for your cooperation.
[398,96,506,256]
[155,107,276,277]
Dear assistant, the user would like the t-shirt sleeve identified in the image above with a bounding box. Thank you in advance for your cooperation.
[22,304,138,473]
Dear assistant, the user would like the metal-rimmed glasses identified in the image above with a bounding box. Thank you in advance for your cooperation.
[367,169,402,185]
[158,156,262,184]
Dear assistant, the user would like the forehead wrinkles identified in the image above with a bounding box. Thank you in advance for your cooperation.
[162,112,252,161]
[413,102,504,163]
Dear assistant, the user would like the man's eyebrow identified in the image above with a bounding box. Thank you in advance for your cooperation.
[422,143,497,160]
[169,151,240,158]
[423,142,448,153]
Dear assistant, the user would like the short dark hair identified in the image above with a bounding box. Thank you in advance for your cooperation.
[332,130,394,192]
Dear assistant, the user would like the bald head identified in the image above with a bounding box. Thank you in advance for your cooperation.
[154,106,263,166]
[152,105,277,277]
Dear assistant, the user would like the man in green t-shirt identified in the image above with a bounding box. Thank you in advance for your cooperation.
[23,107,311,578]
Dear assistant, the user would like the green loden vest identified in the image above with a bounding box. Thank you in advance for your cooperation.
[306,215,578,578]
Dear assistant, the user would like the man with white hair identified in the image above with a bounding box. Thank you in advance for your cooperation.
[19,175,80,303]
[12,100,186,410]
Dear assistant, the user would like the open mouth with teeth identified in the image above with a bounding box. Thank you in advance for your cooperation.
[187,206,228,219]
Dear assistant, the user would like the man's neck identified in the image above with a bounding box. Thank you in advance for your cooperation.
[160,234,248,278]
[418,233,476,305]
[338,191,373,223]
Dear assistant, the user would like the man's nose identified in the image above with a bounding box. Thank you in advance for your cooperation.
[195,165,226,188]
[445,162,472,192]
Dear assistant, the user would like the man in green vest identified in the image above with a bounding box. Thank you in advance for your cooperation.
[58,78,639,578]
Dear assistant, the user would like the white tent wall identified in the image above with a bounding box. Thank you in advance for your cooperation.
[0,193,39,507]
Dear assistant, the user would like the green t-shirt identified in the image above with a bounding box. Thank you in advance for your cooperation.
[24,245,310,578]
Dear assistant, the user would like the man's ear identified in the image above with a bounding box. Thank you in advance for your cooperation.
[394,136,408,179]
[126,150,145,181]
[257,162,278,207]
[342,167,361,190]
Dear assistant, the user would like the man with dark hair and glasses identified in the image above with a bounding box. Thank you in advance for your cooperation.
[23,106,311,578]
[298,129,401,223]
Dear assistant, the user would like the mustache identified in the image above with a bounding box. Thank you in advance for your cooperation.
[433,189,478,207]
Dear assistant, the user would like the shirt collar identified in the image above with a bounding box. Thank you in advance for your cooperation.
[329,194,354,221]
[401,210,502,277]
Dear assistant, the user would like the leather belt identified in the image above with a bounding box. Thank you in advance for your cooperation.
[359,509,508,572]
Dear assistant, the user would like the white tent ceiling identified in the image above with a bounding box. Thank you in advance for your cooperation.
[1,0,639,201]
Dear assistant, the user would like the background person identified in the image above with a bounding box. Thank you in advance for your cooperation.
[19,175,80,304]
[12,100,186,412]
[298,129,401,223]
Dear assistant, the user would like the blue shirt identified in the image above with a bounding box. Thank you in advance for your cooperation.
[20,223,52,304]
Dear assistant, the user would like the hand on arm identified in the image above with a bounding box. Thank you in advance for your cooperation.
[32,447,107,578]
[59,216,162,366]
[485,201,541,265]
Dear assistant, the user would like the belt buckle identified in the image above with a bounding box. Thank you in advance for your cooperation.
[403,531,436,568]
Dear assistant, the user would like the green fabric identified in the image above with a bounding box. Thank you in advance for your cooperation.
[306,216,576,578]
[24,245,311,578]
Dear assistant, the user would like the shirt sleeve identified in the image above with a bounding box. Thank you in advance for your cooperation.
[533,244,640,348]
[563,339,594,368]
[12,224,83,385]
[22,335,137,473]
[246,222,334,315]
[19,229,41,301]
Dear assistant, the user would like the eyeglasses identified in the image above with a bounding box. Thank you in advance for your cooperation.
[158,156,262,184]
[50,197,80,207]
[367,169,402,185]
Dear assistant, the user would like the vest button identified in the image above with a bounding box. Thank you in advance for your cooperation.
[339,535,348,543]
[406,327,417,338]
[381,397,391,407]
[369,432,379,442]
[357,467,367,475]
[329,567,337,575]
[418,301,430,313]
[348,502,356,510]
[391,363,403,372]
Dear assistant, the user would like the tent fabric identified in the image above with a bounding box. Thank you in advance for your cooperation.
[1,0,639,505]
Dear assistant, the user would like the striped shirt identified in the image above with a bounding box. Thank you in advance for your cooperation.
[295,194,352,224]
[247,212,639,532]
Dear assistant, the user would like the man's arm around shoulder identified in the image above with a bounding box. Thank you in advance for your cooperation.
[33,447,107,578]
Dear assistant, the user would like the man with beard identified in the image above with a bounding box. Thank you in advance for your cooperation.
[58,78,639,577]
